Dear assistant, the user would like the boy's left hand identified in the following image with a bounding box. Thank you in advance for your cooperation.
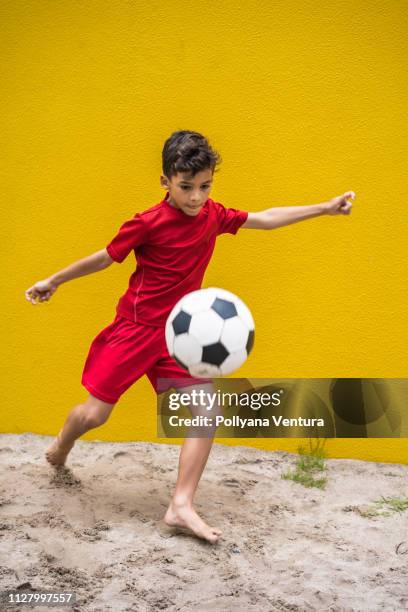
[325,191,356,215]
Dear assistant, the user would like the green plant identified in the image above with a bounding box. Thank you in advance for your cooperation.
[373,495,408,515]
[281,438,328,489]
[346,495,408,518]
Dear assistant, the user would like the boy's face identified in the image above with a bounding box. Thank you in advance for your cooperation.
[160,169,213,217]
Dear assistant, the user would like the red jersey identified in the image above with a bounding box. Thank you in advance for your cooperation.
[106,192,248,327]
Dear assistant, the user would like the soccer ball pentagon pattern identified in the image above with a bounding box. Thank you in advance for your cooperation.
[165,288,255,377]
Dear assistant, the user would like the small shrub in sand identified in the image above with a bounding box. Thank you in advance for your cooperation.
[281,438,328,489]
[363,495,408,518]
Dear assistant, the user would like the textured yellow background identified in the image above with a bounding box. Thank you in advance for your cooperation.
[2,1,407,464]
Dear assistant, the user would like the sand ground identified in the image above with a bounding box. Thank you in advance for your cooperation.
[0,433,407,611]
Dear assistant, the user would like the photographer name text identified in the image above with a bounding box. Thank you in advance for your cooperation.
[167,415,325,428]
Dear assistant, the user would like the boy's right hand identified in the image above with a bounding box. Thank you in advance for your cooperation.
[25,279,58,304]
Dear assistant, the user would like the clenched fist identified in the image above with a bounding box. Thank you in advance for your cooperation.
[325,191,356,215]
[25,278,58,305]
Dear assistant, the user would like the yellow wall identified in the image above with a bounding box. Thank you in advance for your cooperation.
[2,1,407,464]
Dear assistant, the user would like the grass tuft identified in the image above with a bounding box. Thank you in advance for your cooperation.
[373,495,408,516]
[346,495,408,518]
[281,438,328,489]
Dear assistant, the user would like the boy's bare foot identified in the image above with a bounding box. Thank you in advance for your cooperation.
[164,502,222,544]
[45,431,74,467]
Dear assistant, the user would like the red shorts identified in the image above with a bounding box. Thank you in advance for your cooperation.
[81,315,211,404]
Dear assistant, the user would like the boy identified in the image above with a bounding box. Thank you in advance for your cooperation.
[25,130,355,544]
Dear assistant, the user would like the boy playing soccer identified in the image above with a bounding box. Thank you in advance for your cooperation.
[25,130,355,543]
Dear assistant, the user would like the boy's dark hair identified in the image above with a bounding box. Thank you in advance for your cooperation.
[162,130,221,179]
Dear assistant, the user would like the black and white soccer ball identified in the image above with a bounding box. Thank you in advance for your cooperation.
[165,287,255,377]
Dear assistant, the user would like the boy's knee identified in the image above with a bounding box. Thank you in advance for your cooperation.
[81,400,114,428]
[82,409,108,428]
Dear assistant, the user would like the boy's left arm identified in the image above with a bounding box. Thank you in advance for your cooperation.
[241,191,356,230]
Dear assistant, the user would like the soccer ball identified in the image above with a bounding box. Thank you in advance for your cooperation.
[165,287,255,377]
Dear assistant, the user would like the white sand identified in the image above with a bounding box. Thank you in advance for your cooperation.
[0,433,407,611]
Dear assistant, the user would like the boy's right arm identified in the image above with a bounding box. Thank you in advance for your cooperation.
[25,248,114,304]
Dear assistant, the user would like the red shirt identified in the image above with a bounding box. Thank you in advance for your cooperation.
[106,192,248,327]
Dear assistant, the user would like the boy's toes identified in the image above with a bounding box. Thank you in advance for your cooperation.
[208,531,221,544]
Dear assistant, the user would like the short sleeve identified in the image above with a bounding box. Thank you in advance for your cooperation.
[106,214,148,263]
[214,201,248,235]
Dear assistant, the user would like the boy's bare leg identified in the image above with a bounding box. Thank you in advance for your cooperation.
[45,394,115,467]
[164,383,222,544]
[164,435,222,543]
